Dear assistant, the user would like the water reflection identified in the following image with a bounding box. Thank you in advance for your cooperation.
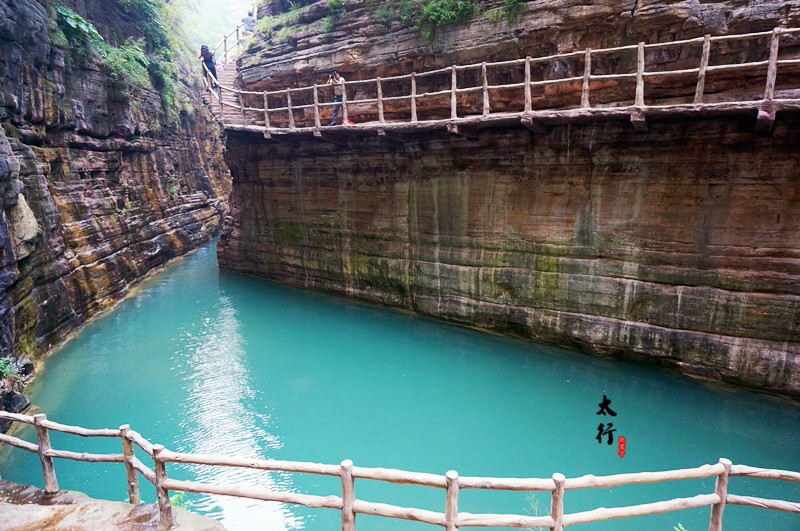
[172,293,303,530]
[0,242,797,531]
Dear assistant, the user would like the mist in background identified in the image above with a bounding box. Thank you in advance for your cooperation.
[174,0,258,53]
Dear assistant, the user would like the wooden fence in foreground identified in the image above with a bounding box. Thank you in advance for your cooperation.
[1,411,798,530]
[203,26,800,136]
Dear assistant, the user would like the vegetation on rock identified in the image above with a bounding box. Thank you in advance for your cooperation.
[252,0,525,46]
[51,2,191,126]
[0,358,23,382]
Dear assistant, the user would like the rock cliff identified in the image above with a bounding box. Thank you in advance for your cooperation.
[219,0,800,397]
[240,0,800,93]
[0,0,230,398]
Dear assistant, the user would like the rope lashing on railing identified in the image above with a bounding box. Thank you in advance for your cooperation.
[1,411,799,531]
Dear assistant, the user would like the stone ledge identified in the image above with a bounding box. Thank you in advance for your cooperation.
[0,479,227,531]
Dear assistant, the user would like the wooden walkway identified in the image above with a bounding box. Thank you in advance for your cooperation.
[204,27,800,141]
[1,411,799,531]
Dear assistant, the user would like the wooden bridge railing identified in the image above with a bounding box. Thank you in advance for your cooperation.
[199,2,257,112]
[205,26,800,135]
[1,411,799,530]
[210,2,258,69]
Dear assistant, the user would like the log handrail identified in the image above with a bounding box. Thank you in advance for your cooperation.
[209,2,258,68]
[1,411,798,530]
[204,26,800,132]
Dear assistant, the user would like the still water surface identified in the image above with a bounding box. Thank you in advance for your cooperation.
[1,242,798,530]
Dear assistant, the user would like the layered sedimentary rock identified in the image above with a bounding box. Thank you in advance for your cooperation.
[0,0,230,370]
[219,116,800,397]
[220,1,799,396]
[242,0,800,93]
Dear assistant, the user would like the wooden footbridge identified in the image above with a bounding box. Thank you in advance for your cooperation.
[204,26,800,141]
[1,411,799,530]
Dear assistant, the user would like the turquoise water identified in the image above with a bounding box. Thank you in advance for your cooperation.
[1,242,798,531]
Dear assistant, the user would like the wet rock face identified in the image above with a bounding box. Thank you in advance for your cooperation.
[0,0,230,363]
[219,115,800,397]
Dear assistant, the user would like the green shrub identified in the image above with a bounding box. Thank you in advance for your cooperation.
[320,16,335,33]
[257,8,302,36]
[327,0,346,17]
[49,23,69,48]
[54,5,104,56]
[53,2,191,126]
[112,0,171,53]
[398,0,421,22]
[101,39,150,90]
[274,27,297,45]
[0,358,23,380]
[373,5,393,23]
[54,6,104,43]
[371,0,480,39]
[500,0,526,22]
[148,57,182,122]
[421,0,478,26]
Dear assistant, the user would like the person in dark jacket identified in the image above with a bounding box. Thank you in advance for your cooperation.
[200,45,217,89]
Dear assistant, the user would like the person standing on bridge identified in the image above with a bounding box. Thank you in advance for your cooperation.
[200,45,218,89]
[327,69,346,126]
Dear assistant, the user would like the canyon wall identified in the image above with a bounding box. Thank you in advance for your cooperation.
[219,0,799,396]
[219,115,800,397]
[0,0,230,372]
[242,0,800,93]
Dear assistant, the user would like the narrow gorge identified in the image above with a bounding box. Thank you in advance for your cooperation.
[218,0,800,397]
[0,0,230,424]
[0,1,798,529]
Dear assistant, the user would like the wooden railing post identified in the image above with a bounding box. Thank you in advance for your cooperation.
[708,458,732,531]
[764,28,780,100]
[411,72,418,122]
[581,48,592,108]
[694,34,711,105]
[236,27,241,57]
[445,470,459,531]
[286,89,295,129]
[218,85,224,125]
[524,56,532,112]
[635,42,645,107]
[450,65,458,119]
[313,85,321,129]
[341,81,349,123]
[340,459,355,531]
[153,445,173,529]
[119,424,141,504]
[238,90,246,125]
[263,91,271,128]
[481,62,490,116]
[377,77,385,123]
[550,473,566,531]
[223,36,228,64]
[33,414,58,493]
